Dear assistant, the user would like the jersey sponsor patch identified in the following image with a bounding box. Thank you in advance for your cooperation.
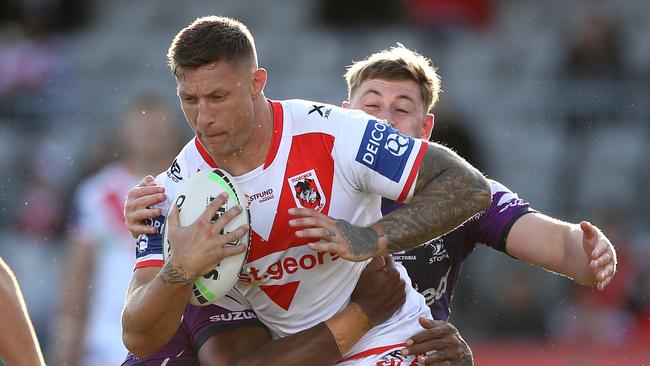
[355,120,414,182]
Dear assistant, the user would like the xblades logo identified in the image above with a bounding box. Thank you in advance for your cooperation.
[167,159,183,182]
[308,105,331,119]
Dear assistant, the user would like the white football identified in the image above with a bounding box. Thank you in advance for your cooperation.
[162,168,251,306]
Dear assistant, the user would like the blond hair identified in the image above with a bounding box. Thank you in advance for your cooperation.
[345,43,441,112]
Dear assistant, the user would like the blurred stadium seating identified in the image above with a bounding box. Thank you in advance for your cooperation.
[0,0,648,363]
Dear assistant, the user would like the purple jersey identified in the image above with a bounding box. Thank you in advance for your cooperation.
[386,179,535,321]
[122,300,261,365]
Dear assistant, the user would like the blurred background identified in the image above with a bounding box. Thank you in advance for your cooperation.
[0,0,648,364]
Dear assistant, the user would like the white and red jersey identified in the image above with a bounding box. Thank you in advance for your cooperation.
[135,99,431,359]
[71,163,139,365]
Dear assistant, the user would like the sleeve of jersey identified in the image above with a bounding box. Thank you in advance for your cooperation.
[334,116,427,203]
[134,172,173,269]
[186,290,262,351]
[471,180,537,252]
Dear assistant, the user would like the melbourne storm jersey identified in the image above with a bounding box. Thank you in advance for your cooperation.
[387,179,536,321]
[135,99,432,359]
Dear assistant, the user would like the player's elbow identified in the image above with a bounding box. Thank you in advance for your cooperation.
[469,170,491,214]
[123,330,160,358]
[122,313,166,358]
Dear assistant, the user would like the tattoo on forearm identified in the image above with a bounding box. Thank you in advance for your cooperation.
[381,144,491,253]
[160,261,193,285]
[336,219,380,257]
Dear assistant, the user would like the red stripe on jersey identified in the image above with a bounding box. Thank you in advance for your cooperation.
[397,142,427,202]
[134,259,163,270]
[264,100,284,169]
[336,343,408,363]
[194,137,217,168]
[247,132,335,262]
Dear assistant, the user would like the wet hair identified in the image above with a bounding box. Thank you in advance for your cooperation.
[345,43,441,112]
[167,16,257,79]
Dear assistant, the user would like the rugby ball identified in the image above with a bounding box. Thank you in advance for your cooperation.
[162,168,251,306]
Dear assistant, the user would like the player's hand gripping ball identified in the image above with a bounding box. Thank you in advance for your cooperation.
[163,169,251,306]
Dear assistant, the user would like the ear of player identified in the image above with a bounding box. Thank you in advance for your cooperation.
[163,169,251,306]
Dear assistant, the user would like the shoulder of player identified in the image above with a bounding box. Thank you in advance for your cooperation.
[156,138,204,186]
[280,99,373,133]
[487,179,529,207]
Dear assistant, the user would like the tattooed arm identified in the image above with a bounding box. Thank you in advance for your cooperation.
[122,194,249,357]
[377,143,490,254]
[294,143,490,261]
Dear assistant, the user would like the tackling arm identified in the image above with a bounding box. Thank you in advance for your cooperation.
[302,143,491,261]
[304,143,492,261]
[506,213,617,290]
[199,255,406,366]
[375,143,491,254]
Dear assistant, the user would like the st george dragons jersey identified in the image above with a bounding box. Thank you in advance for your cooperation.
[134,99,431,359]
[386,179,536,321]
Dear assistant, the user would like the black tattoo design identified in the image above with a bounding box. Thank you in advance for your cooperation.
[380,143,491,253]
[160,261,193,285]
[335,219,380,257]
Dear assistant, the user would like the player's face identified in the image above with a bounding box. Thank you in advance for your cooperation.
[347,78,433,139]
[176,60,259,160]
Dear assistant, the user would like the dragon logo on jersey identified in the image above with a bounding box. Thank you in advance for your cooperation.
[288,169,326,211]
[374,349,415,365]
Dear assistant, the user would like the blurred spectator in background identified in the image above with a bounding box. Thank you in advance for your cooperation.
[430,106,485,173]
[561,9,628,136]
[316,0,403,27]
[555,10,638,220]
[405,0,493,31]
[0,0,86,124]
[549,208,644,346]
[50,93,183,366]
[0,0,87,32]
[488,268,547,339]
[564,11,625,81]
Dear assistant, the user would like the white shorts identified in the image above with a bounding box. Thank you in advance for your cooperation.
[337,344,423,366]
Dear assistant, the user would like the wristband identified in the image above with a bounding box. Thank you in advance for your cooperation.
[325,302,372,355]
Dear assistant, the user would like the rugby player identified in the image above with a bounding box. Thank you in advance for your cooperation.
[126,43,616,365]
[120,15,491,366]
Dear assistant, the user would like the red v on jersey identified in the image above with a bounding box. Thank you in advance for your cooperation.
[246,132,336,311]
[247,132,335,262]
[259,281,300,311]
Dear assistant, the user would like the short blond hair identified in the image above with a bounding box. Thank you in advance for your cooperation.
[345,43,441,113]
